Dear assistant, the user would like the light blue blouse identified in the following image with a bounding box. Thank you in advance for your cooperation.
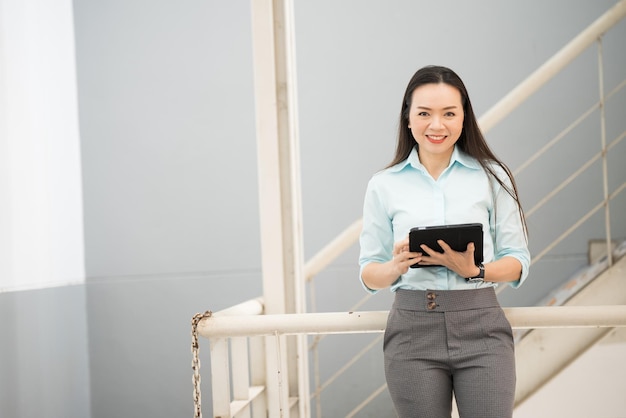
[359,146,530,293]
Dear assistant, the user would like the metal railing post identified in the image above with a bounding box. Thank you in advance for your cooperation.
[596,37,614,266]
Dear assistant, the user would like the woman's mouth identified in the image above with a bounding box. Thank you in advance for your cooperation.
[426,135,446,144]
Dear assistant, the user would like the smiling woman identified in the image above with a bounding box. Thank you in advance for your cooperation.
[358,65,531,418]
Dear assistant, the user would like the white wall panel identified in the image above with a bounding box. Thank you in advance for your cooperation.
[0,0,84,292]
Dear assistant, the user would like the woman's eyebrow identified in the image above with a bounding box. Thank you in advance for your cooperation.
[416,105,460,110]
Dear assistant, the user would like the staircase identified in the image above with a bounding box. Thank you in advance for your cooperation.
[514,243,626,408]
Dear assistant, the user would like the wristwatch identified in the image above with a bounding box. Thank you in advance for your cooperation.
[466,263,485,282]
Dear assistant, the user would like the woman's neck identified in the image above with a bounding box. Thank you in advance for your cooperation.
[418,151,453,180]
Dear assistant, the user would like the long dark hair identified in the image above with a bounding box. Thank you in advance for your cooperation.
[389,65,527,235]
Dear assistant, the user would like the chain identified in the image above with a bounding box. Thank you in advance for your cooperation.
[191,310,213,418]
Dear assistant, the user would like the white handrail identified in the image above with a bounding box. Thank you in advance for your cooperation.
[198,305,626,339]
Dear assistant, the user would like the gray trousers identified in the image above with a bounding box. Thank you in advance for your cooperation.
[384,288,515,418]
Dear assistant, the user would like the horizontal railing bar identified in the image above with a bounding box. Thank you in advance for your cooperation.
[198,306,626,339]
[505,305,626,329]
[308,292,376,349]
[202,311,387,338]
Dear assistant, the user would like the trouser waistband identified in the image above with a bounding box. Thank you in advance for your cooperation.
[393,287,500,312]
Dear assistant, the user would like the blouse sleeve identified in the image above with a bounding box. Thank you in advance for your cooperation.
[358,177,395,293]
[490,169,531,288]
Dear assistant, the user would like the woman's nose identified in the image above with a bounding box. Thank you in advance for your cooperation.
[430,117,444,129]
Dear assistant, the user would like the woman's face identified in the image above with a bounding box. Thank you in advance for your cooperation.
[407,82,464,161]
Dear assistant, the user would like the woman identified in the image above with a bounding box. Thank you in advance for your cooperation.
[359,65,530,418]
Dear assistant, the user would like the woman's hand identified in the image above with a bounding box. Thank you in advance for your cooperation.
[391,237,423,276]
[361,236,422,290]
[419,240,479,278]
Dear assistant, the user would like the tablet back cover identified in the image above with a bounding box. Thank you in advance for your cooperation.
[408,223,483,268]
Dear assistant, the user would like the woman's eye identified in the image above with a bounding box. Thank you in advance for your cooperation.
[445,112,456,117]
[418,111,429,117]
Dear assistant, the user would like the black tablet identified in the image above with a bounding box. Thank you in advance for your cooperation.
[408,223,483,268]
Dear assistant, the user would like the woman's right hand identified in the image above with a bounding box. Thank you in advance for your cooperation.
[362,236,422,290]
[391,237,423,275]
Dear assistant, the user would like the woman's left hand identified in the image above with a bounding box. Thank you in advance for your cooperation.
[419,240,479,278]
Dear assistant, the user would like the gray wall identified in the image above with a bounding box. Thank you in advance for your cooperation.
[74,1,262,416]
[1,1,625,417]
[0,286,91,418]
